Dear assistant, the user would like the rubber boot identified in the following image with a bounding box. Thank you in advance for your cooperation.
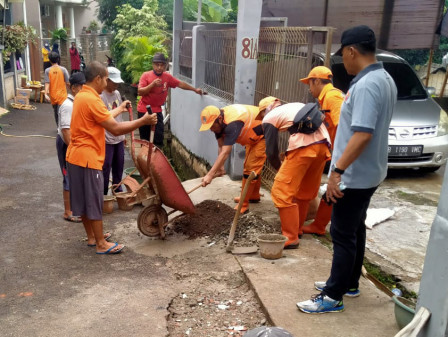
[303,198,332,235]
[233,178,246,204]
[235,180,257,214]
[234,178,261,203]
[249,178,262,202]
[278,205,300,248]
[297,200,310,237]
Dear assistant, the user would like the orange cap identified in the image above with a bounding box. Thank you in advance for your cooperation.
[199,105,221,131]
[257,96,279,120]
[300,66,333,85]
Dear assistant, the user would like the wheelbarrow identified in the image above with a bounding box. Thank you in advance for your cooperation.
[112,103,196,238]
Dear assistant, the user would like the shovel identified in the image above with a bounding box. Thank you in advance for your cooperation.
[226,171,258,254]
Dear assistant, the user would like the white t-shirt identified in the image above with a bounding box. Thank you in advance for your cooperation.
[100,90,125,144]
[57,94,74,143]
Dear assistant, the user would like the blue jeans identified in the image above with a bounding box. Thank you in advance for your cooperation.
[322,186,378,301]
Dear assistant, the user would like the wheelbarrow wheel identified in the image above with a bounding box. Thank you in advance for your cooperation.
[137,205,168,238]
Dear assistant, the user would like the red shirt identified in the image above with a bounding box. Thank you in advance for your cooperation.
[137,71,180,113]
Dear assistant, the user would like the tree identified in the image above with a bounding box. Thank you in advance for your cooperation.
[114,0,167,42]
[95,0,144,29]
[157,0,238,31]
[112,0,168,83]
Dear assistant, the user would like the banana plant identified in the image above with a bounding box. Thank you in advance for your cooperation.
[121,35,167,83]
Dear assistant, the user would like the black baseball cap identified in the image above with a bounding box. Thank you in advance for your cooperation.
[334,25,376,56]
[69,72,86,86]
[152,52,167,64]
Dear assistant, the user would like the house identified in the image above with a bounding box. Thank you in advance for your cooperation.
[0,0,99,106]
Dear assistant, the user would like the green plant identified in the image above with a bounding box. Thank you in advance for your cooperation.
[50,28,68,44]
[88,20,99,31]
[121,35,167,83]
[112,0,168,82]
[0,22,37,63]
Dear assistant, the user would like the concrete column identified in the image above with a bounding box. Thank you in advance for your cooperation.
[192,25,205,88]
[23,0,31,80]
[69,7,75,39]
[0,46,6,107]
[233,0,262,105]
[55,5,63,29]
[227,0,263,180]
[417,165,448,337]
[172,0,183,76]
[12,53,18,90]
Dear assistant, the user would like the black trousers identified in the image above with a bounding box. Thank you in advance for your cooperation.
[137,111,164,147]
[52,104,60,127]
[322,186,378,301]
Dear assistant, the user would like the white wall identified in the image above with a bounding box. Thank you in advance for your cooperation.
[170,90,245,179]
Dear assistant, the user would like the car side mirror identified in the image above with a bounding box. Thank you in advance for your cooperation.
[427,87,436,96]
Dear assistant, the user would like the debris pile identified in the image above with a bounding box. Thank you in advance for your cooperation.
[169,200,280,246]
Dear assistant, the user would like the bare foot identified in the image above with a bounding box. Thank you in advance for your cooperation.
[96,242,124,254]
[86,232,112,246]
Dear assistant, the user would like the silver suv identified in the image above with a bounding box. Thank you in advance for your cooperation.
[330,51,448,172]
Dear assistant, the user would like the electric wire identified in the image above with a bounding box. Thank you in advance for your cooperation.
[0,125,56,139]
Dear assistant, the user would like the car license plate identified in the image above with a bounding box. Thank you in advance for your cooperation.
[388,145,423,157]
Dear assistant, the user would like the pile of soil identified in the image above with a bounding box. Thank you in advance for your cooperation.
[169,200,280,246]
[170,200,235,239]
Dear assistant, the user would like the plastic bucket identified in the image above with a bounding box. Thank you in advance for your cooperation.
[124,167,143,184]
[257,234,287,260]
[115,192,134,211]
[392,295,416,329]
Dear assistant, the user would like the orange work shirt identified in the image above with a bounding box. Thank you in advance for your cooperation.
[45,65,69,105]
[262,102,331,153]
[318,83,344,146]
[222,104,263,146]
[66,85,112,170]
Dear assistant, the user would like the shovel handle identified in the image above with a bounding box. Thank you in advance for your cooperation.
[187,183,203,194]
[226,171,257,252]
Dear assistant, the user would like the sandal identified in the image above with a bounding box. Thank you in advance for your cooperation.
[64,215,82,223]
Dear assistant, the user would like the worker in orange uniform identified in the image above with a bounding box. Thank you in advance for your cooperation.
[257,97,331,248]
[299,66,344,235]
[199,104,266,214]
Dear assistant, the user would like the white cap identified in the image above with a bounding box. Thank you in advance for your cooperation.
[107,67,124,83]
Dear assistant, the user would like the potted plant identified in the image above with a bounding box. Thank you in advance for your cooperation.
[0,22,37,63]
[88,20,99,34]
[49,28,68,45]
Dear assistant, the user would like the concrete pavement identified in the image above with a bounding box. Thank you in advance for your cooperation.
[182,178,400,337]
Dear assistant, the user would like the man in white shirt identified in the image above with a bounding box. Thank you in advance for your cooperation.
[56,72,85,222]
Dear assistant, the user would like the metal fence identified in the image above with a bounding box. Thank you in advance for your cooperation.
[256,27,333,189]
[200,29,236,103]
[178,30,193,82]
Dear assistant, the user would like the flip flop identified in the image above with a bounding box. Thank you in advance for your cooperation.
[96,242,124,255]
[87,232,112,247]
[64,215,82,223]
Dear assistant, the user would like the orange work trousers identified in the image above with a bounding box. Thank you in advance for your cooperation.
[243,139,266,177]
[271,143,330,240]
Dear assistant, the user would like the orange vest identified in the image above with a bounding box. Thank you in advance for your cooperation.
[318,83,344,146]
[222,104,263,146]
[48,65,68,105]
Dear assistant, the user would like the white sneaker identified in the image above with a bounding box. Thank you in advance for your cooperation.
[296,294,344,314]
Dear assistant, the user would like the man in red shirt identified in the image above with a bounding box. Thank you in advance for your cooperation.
[137,52,203,147]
